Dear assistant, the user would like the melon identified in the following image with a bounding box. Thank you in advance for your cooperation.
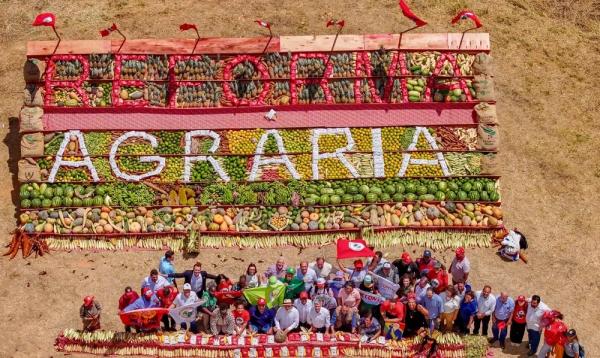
[458,191,468,201]
[72,197,83,206]
[41,198,52,208]
[63,197,73,207]
[366,193,378,203]
[342,194,354,204]
[392,193,405,202]
[435,191,446,201]
[396,183,406,194]
[21,199,32,208]
[347,186,359,194]
[31,198,42,208]
[468,191,480,201]
[93,196,104,206]
[446,191,457,201]
[353,194,365,202]
[380,193,391,202]
[51,196,63,207]
[427,184,438,194]
[319,195,330,206]
[416,185,428,195]
[405,193,417,201]
[330,195,342,205]
[462,182,472,192]
[359,185,370,195]
[405,183,416,193]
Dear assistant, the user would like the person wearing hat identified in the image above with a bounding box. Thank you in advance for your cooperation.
[414,276,431,304]
[375,262,399,284]
[210,301,235,336]
[537,311,568,358]
[449,247,470,285]
[338,281,361,309]
[509,295,528,345]
[331,303,360,334]
[124,287,160,312]
[392,252,419,281]
[168,261,219,298]
[274,298,300,334]
[427,261,449,294]
[358,274,380,318]
[293,291,314,329]
[308,301,331,333]
[309,256,333,279]
[404,293,429,337]
[249,298,276,334]
[416,250,437,276]
[118,287,139,332]
[281,267,305,300]
[296,261,318,293]
[265,256,288,280]
[526,295,551,356]
[172,283,200,333]
[310,277,337,311]
[490,292,514,349]
[338,258,367,287]
[80,296,102,332]
[563,329,582,358]
[327,270,346,298]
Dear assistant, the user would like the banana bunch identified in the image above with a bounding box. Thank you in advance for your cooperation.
[349,154,374,177]
[445,152,482,176]
[456,53,475,76]
[406,52,440,76]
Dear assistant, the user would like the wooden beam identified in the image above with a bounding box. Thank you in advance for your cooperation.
[27,33,490,56]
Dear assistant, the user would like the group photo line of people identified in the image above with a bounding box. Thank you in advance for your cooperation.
[79,246,584,358]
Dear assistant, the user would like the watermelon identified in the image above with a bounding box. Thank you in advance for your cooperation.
[405,193,417,201]
[83,197,94,207]
[366,193,378,203]
[330,195,342,205]
[93,196,104,206]
[468,191,480,201]
[416,185,428,195]
[52,196,63,207]
[353,194,365,202]
[435,191,446,201]
[380,193,391,202]
[392,193,405,202]
[458,191,468,201]
[64,186,74,198]
[73,197,83,206]
[95,186,107,196]
[42,198,52,208]
[419,194,435,201]
[396,183,406,194]
[448,182,459,192]
[304,197,317,206]
[405,183,416,194]
[385,185,396,194]
[462,182,472,192]
[306,186,318,194]
[473,181,483,191]
[21,199,32,208]
[342,194,354,204]
[489,191,500,202]
[54,187,64,198]
[370,186,383,196]
[480,191,490,201]
[31,198,42,208]
[334,188,345,196]
[427,184,438,195]
[319,195,330,206]
[20,187,31,199]
[63,197,73,207]
[359,185,370,195]
[485,182,496,193]
[320,187,334,195]
[446,191,457,201]
[347,186,359,195]
[437,181,448,192]
[44,187,54,199]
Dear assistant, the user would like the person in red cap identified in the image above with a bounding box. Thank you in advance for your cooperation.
[293,291,313,329]
[80,296,102,332]
[449,247,470,285]
[118,287,139,332]
[416,250,437,276]
[427,261,449,294]
[156,285,179,331]
[509,295,528,344]
[392,252,419,281]
[338,258,367,287]
[248,298,275,334]
[537,311,568,358]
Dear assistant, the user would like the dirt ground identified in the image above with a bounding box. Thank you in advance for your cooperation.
[0,1,599,357]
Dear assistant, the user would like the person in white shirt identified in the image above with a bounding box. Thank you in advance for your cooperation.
[449,247,470,284]
[474,285,496,336]
[439,286,461,332]
[293,291,313,328]
[525,294,550,356]
[366,251,388,272]
[308,301,330,333]
[296,261,318,293]
[172,283,199,307]
[275,299,300,333]
[309,257,333,279]
[454,281,468,300]
[415,276,431,304]
[141,269,169,293]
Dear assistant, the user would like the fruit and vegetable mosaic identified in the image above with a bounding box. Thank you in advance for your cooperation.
[16,35,500,255]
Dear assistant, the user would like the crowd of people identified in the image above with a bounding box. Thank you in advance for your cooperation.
[79,249,584,358]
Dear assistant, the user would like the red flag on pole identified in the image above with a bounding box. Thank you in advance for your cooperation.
[337,238,375,259]
[32,13,56,27]
[255,20,271,29]
[179,23,197,32]
[99,23,118,37]
[398,0,427,27]
[451,10,483,28]
[326,19,345,28]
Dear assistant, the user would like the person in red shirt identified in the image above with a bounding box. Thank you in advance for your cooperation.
[118,286,139,332]
[427,262,448,294]
[380,296,406,340]
[537,310,568,358]
[156,286,178,331]
[416,250,436,276]
[509,295,528,344]
[232,301,250,336]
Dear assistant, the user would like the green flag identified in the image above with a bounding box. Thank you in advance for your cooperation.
[243,281,285,308]
[281,278,305,300]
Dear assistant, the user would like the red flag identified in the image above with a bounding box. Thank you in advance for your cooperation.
[255,20,271,29]
[180,23,197,31]
[451,10,483,28]
[119,308,169,330]
[398,0,427,27]
[326,19,345,28]
[336,238,375,259]
[32,13,56,27]
[99,23,118,37]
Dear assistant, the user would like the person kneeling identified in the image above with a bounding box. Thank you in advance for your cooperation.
[249,298,275,334]
[210,302,235,336]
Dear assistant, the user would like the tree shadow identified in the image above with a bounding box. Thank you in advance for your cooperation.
[3,116,20,221]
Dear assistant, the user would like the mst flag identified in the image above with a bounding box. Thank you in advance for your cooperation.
[326,19,345,28]
[255,20,271,29]
[337,238,375,259]
[398,0,427,27]
[451,10,483,28]
[32,13,56,27]
[99,23,118,37]
[179,23,198,32]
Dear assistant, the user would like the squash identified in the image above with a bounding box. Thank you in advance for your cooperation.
[309,212,320,221]
[213,214,224,225]
[220,221,229,232]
